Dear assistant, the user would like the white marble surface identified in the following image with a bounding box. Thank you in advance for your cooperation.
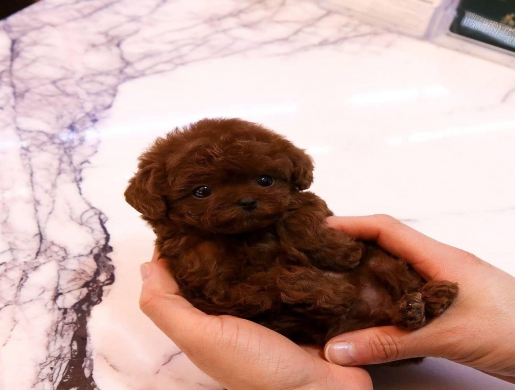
[0,0,514,389]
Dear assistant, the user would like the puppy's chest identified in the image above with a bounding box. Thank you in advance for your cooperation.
[226,231,283,264]
[173,230,301,280]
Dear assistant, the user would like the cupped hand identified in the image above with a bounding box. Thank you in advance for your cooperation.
[324,215,515,383]
[139,250,372,390]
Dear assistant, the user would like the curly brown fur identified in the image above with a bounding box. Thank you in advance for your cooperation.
[125,118,458,354]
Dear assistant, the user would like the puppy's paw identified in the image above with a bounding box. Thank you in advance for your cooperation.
[308,242,362,271]
[397,292,426,330]
[421,281,459,317]
[333,240,365,270]
[331,244,362,270]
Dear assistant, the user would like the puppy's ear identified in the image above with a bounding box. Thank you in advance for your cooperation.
[289,147,314,190]
[124,160,167,220]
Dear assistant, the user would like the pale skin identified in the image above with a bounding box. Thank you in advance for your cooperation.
[140,251,372,390]
[140,215,515,388]
[324,215,515,384]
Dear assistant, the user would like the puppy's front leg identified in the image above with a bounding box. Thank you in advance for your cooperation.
[308,227,364,271]
[277,192,363,271]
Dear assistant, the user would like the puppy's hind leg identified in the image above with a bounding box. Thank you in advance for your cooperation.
[391,281,458,329]
[362,246,429,329]
[362,245,425,300]
[392,292,427,330]
[420,281,459,318]
[363,246,458,327]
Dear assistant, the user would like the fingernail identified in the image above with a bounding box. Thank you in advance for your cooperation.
[140,263,152,280]
[325,342,357,365]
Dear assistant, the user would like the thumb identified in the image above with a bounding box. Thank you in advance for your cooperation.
[324,326,436,366]
[139,261,270,374]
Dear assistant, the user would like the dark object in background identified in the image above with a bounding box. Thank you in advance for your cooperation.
[0,0,38,20]
[125,118,458,362]
[451,0,515,52]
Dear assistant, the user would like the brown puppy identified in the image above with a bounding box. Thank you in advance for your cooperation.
[125,118,458,351]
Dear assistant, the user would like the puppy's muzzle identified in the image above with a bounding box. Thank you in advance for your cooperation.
[237,198,258,211]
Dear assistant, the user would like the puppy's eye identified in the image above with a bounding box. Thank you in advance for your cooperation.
[193,186,212,198]
[256,175,274,187]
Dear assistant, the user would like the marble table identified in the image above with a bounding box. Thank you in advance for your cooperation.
[1,0,514,389]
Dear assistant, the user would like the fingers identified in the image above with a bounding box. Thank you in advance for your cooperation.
[139,261,324,389]
[323,365,374,390]
[326,215,468,280]
[139,262,281,374]
[324,325,441,366]
[301,345,324,359]
[139,261,208,355]
[299,345,375,390]
[139,261,253,387]
[151,247,161,262]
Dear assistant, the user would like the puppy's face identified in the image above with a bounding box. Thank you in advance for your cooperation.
[169,170,291,234]
[125,118,314,235]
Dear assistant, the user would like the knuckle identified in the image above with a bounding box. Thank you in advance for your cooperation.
[448,247,486,269]
[139,292,160,314]
[460,250,483,265]
[373,214,399,226]
[368,331,404,362]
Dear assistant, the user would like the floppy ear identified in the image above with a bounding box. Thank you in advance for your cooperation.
[124,160,167,220]
[289,146,314,190]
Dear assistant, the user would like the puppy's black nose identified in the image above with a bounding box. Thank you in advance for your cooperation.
[237,198,257,211]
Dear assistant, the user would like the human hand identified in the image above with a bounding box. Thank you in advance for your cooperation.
[324,215,515,383]
[139,250,372,390]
